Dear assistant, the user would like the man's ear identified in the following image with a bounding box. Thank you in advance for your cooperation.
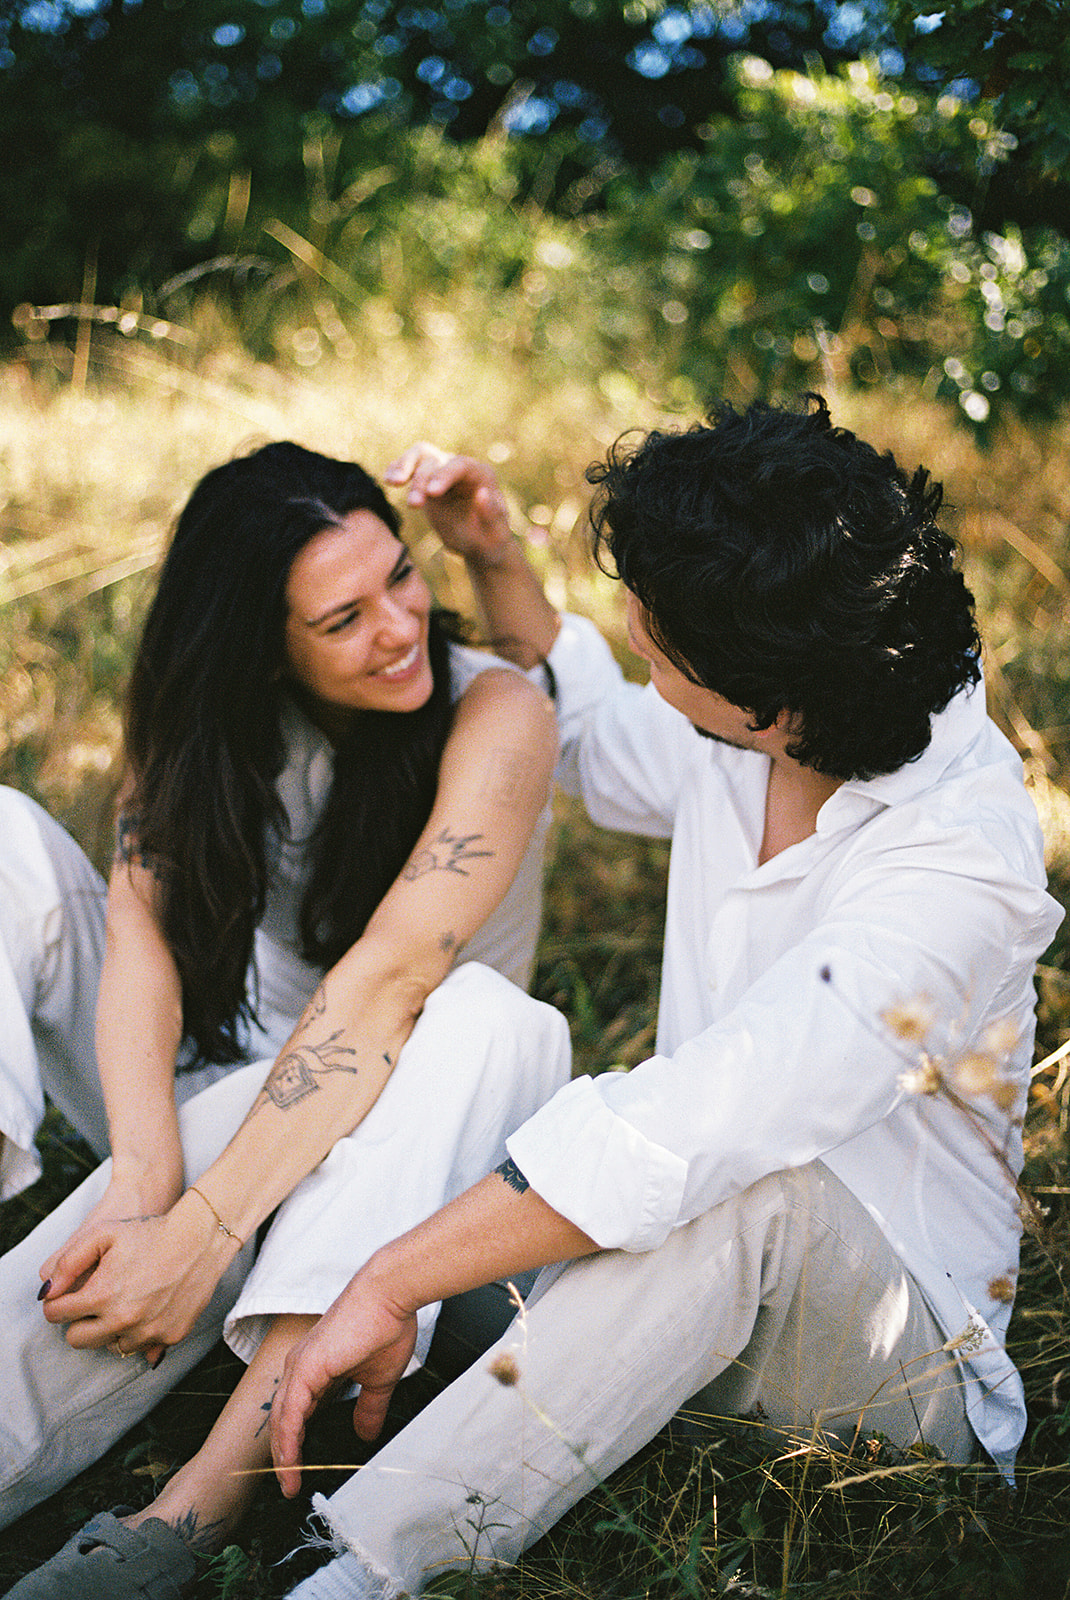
[745,707,800,747]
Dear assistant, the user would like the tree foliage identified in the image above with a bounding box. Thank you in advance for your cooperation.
[4,1,1070,429]
[884,0,1070,236]
[1,0,886,315]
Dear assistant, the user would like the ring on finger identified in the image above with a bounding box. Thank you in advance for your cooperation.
[110,1341,131,1359]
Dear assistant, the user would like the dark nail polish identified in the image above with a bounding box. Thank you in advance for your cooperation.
[149,1351,166,1370]
[36,1279,51,1301]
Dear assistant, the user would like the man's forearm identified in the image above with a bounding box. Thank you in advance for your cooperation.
[362,1163,599,1316]
[271,1163,598,1486]
[464,539,561,668]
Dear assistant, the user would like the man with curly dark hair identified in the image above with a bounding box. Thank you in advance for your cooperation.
[266,398,1058,1600]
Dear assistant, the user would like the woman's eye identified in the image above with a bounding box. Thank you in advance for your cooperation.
[325,609,360,634]
[392,562,416,586]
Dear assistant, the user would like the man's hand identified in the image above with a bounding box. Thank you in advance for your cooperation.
[384,445,513,567]
[271,1272,419,1499]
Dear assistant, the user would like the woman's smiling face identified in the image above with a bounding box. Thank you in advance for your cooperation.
[284,509,434,737]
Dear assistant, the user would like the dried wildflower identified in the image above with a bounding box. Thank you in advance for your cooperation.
[488,1352,520,1387]
[943,1312,992,1357]
[990,1079,1020,1114]
[988,1275,1016,1304]
[881,996,935,1043]
[897,1057,942,1096]
[979,1018,1018,1057]
[952,1051,1000,1097]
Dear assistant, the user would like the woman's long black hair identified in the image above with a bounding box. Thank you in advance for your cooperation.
[125,441,461,1064]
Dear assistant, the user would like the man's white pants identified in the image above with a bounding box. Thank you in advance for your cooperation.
[0,790,572,1530]
[304,1162,973,1597]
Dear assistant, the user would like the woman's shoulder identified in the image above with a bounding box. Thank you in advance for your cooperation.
[446,645,557,757]
[446,639,523,703]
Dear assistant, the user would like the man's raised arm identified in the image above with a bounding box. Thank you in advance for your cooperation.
[385,445,561,667]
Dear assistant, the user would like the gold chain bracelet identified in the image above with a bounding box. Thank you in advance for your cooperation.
[187,1184,245,1247]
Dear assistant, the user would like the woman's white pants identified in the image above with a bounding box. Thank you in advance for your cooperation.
[0,789,572,1531]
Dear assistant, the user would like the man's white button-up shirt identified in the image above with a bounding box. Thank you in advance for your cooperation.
[511,615,1063,1471]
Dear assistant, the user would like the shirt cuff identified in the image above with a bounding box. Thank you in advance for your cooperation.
[505,1075,688,1252]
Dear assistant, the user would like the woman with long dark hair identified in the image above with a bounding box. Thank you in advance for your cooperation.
[0,441,603,1587]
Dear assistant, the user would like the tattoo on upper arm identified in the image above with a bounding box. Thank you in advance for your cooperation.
[402,828,494,880]
[495,1157,530,1195]
[480,749,533,809]
[440,931,458,955]
[114,810,159,876]
[256,1028,359,1113]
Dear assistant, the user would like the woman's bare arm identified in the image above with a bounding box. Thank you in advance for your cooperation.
[41,669,559,1354]
[39,806,186,1286]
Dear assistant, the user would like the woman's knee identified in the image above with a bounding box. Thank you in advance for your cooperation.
[428,965,571,1075]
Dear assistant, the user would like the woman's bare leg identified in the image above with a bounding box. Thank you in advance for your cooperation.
[123,1313,317,1555]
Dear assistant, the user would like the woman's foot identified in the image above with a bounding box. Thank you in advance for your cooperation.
[2,1510,199,1599]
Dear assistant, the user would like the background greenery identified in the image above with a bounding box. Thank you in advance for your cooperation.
[2,0,1069,1594]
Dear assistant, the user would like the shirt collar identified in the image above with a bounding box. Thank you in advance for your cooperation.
[817,675,988,833]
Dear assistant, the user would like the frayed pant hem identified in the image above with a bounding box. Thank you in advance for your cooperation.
[307,1495,411,1599]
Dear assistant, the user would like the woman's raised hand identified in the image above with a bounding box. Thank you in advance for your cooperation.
[384,444,513,566]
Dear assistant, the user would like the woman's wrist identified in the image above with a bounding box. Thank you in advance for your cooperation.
[185,1182,247,1248]
[171,1184,246,1259]
[108,1147,184,1213]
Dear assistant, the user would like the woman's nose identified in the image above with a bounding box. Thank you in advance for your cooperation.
[374,595,419,645]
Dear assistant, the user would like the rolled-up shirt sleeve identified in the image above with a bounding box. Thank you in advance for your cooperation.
[507,812,1060,1253]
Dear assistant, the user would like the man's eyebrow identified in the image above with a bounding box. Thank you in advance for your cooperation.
[303,544,410,629]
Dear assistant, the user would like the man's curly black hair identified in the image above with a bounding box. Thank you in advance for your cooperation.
[586,394,982,781]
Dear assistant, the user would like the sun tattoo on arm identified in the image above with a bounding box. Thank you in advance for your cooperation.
[254,1028,359,1114]
[402,828,494,880]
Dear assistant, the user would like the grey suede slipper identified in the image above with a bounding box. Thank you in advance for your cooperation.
[2,1510,199,1599]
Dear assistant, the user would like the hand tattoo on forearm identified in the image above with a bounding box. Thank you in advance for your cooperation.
[402,828,494,880]
[256,1029,359,1113]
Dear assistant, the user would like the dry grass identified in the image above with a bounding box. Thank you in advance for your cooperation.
[1,320,1068,1597]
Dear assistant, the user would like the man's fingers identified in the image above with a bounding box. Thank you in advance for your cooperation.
[270,1377,313,1498]
[383,442,451,492]
[351,1380,396,1443]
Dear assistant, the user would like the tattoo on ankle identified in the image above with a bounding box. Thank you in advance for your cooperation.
[495,1156,530,1195]
[166,1508,230,1556]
